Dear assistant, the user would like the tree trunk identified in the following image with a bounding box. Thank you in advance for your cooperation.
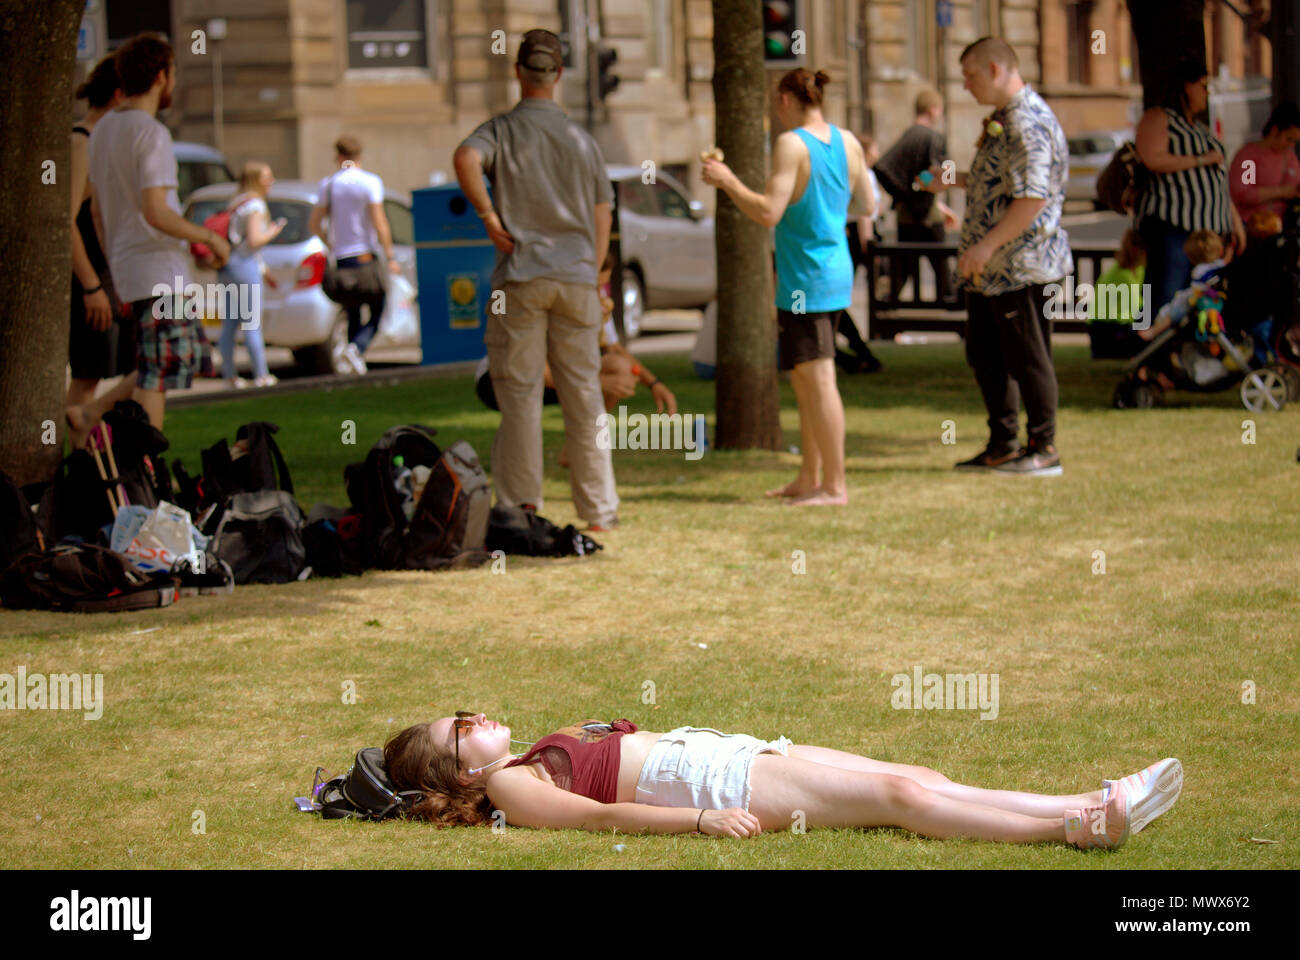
[711,0,782,451]
[1127,0,1207,109]
[0,0,85,485]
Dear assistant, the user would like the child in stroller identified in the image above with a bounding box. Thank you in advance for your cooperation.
[1113,227,1300,411]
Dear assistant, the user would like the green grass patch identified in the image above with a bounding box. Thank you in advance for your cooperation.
[1,344,1296,869]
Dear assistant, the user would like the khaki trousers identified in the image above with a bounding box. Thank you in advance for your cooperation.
[484,278,618,526]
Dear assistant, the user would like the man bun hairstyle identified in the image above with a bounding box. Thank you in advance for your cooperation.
[112,34,173,98]
[75,55,119,108]
[778,68,831,108]
[335,135,363,161]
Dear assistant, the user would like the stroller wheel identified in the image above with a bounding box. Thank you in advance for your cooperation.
[1240,369,1288,412]
[1112,381,1134,409]
[1269,363,1300,402]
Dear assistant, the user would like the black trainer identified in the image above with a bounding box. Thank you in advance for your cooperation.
[954,443,1023,471]
[993,442,1063,477]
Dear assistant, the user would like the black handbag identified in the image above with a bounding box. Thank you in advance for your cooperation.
[320,175,386,305]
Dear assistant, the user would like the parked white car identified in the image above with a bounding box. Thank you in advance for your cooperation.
[184,180,417,374]
[609,165,717,338]
[1065,129,1133,208]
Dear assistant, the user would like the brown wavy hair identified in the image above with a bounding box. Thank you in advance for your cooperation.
[76,56,119,108]
[384,722,496,827]
[777,68,830,108]
[113,34,173,98]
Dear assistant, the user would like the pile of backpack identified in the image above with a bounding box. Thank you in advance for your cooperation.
[2,402,600,614]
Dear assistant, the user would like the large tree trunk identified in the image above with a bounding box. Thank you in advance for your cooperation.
[0,0,84,485]
[711,0,782,451]
[1127,0,1207,109]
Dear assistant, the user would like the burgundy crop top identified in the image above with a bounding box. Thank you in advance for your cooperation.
[503,719,638,803]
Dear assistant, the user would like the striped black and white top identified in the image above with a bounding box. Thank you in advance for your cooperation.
[1137,109,1231,234]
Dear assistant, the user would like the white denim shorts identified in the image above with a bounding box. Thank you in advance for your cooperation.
[634,726,793,811]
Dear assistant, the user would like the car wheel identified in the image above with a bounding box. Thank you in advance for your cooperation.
[621,268,644,341]
[294,313,349,375]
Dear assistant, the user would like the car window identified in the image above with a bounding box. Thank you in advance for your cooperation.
[651,181,692,219]
[617,179,656,217]
[384,200,414,246]
[185,198,315,245]
[178,162,233,201]
[1068,137,1119,156]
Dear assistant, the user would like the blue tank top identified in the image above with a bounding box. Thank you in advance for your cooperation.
[774,126,854,313]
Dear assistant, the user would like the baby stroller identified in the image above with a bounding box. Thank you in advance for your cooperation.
[1113,206,1300,412]
[1259,197,1300,388]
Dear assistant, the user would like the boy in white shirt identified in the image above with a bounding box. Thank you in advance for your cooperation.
[308,136,401,375]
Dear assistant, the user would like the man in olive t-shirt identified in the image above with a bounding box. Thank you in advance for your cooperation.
[453,29,618,531]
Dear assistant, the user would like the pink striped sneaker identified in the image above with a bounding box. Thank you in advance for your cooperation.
[1065,785,1129,850]
[1104,758,1183,834]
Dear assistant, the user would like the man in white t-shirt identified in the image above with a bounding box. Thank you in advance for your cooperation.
[86,34,230,430]
[307,135,401,375]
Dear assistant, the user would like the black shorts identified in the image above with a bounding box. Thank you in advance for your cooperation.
[68,283,136,381]
[777,309,837,371]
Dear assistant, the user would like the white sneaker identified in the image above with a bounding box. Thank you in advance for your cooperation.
[224,377,249,390]
[343,343,368,375]
[1104,757,1183,834]
[253,374,278,388]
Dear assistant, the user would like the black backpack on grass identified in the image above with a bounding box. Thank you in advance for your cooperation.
[311,747,423,821]
[486,505,603,557]
[52,401,173,543]
[1,471,47,574]
[344,425,491,571]
[209,489,307,584]
[0,542,178,613]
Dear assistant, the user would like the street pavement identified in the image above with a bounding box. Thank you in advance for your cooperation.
[82,207,1119,407]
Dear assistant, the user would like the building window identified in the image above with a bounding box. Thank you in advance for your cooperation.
[346,0,429,70]
[973,0,990,38]
[905,0,935,80]
[646,0,672,76]
[106,0,171,49]
[1066,0,1094,85]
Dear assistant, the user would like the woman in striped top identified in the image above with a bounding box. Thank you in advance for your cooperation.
[1135,61,1247,314]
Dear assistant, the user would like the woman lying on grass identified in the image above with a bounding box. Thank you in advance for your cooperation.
[384,715,1183,850]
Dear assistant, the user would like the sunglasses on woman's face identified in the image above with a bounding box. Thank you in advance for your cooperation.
[452,712,476,767]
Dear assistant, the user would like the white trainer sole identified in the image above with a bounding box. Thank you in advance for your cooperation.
[1107,757,1183,834]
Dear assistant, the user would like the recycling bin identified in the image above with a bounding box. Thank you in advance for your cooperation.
[412,183,497,365]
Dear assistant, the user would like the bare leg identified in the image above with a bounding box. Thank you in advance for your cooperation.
[765,367,821,498]
[131,385,165,431]
[789,745,1101,819]
[786,358,847,506]
[66,373,138,450]
[66,378,99,408]
[748,754,1065,842]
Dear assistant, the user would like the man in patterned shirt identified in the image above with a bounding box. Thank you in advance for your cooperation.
[917,37,1071,477]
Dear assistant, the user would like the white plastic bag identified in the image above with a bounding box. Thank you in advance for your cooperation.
[114,501,202,573]
[382,273,419,344]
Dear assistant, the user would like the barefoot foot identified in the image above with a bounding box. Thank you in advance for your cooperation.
[785,487,848,507]
[764,479,818,498]
[65,405,98,451]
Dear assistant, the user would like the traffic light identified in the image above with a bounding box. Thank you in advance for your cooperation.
[763,0,801,63]
[597,44,619,100]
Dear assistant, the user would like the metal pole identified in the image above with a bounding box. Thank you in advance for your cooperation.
[213,42,224,153]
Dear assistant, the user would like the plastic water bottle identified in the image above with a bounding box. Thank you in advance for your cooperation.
[392,455,415,521]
